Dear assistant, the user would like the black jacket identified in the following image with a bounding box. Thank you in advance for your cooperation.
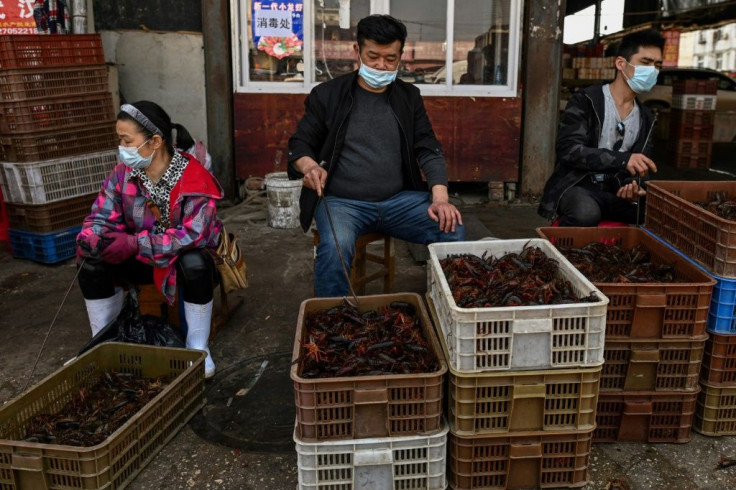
[537,83,656,220]
[287,71,445,232]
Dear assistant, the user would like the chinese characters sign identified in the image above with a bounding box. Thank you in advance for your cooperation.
[0,0,36,34]
[662,30,680,68]
[252,1,303,60]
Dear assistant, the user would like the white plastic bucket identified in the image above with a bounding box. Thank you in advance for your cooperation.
[265,171,302,229]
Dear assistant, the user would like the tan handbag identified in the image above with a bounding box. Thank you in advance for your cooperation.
[211,227,248,294]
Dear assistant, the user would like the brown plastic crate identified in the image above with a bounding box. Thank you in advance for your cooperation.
[0,343,205,490]
[427,293,601,436]
[645,181,736,277]
[0,93,114,133]
[594,389,699,443]
[291,293,447,441]
[668,124,714,142]
[0,65,108,102]
[0,121,117,162]
[671,150,712,170]
[5,193,95,232]
[537,227,715,339]
[600,336,707,392]
[0,34,104,70]
[693,382,736,436]
[701,332,736,385]
[669,109,717,128]
[449,428,594,489]
[673,79,717,95]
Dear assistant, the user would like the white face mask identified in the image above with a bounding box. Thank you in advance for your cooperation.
[358,57,398,88]
[118,139,154,169]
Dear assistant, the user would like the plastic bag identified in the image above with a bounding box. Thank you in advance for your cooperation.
[78,289,185,356]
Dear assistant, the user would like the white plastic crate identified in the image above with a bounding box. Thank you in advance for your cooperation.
[0,149,116,204]
[427,239,608,373]
[672,94,717,111]
[295,420,448,490]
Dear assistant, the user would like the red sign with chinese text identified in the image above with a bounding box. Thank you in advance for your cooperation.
[663,30,680,67]
[0,1,36,34]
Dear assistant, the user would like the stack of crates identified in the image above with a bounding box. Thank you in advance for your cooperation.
[537,227,715,445]
[291,293,450,490]
[427,239,608,490]
[0,34,118,263]
[668,79,717,170]
[644,181,736,437]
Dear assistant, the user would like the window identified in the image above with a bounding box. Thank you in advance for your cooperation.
[231,0,521,96]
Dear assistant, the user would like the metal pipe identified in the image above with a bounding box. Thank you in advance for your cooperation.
[71,0,88,34]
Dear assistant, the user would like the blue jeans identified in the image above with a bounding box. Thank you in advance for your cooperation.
[313,190,465,297]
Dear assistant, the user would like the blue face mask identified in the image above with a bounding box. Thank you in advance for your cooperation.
[118,139,154,170]
[623,61,659,94]
[358,58,398,89]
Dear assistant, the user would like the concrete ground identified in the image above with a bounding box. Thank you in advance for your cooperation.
[1,145,736,489]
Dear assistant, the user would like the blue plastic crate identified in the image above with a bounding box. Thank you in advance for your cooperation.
[644,228,736,334]
[8,225,80,264]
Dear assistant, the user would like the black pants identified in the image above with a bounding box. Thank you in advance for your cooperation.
[78,249,215,304]
[558,179,645,227]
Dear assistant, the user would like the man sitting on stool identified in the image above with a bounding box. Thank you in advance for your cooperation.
[288,14,465,297]
[538,29,664,226]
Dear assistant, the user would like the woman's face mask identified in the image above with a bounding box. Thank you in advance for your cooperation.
[623,60,659,94]
[118,139,154,169]
[358,56,398,89]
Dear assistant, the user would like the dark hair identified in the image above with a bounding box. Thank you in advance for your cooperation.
[356,15,407,52]
[116,100,194,155]
[616,29,665,61]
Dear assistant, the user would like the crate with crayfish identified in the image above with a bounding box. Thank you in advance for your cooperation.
[0,343,205,490]
[291,293,447,442]
[536,226,715,340]
[427,239,608,373]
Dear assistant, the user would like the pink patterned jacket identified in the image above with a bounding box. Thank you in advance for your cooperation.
[77,154,224,303]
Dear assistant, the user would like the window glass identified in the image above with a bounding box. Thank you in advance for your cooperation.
[247,1,306,82]
[312,0,370,82]
[389,0,448,85]
[453,0,511,85]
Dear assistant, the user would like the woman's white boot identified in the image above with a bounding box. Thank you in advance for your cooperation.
[184,300,215,378]
[84,289,124,336]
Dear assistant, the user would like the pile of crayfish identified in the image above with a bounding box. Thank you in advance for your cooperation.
[559,242,680,283]
[297,300,439,378]
[21,371,170,446]
[440,245,599,308]
[695,193,736,221]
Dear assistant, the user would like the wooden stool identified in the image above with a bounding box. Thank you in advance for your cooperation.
[138,282,243,341]
[312,230,395,294]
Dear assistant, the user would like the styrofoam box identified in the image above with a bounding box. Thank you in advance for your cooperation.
[0,149,116,205]
[294,420,448,490]
[428,239,608,373]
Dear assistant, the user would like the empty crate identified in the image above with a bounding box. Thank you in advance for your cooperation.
[295,421,449,490]
[0,150,116,205]
[8,225,81,264]
[600,337,706,392]
[693,382,736,436]
[595,390,699,443]
[427,239,607,373]
[448,428,594,490]
[701,332,736,385]
[0,121,116,162]
[0,93,114,133]
[0,65,109,102]
[291,293,446,441]
[537,226,714,339]
[5,193,95,232]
